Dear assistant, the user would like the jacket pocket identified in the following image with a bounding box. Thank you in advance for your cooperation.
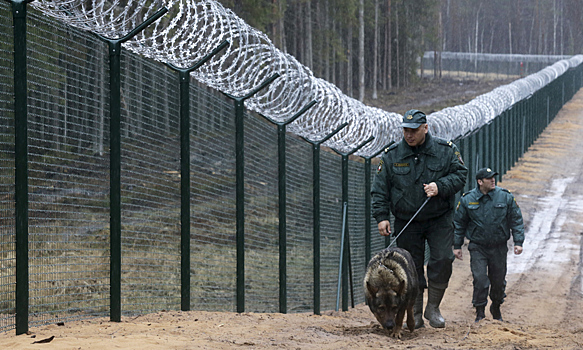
[493,203,507,220]
[392,163,411,175]
[427,160,445,173]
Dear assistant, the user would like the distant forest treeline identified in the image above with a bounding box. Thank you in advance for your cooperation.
[218,0,583,100]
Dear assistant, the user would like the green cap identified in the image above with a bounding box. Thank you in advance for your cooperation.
[475,167,498,180]
[402,109,427,128]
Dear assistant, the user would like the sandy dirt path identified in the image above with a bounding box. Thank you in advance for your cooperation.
[2,91,583,349]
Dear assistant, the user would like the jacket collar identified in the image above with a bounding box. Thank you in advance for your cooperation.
[473,186,498,200]
[398,132,436,158]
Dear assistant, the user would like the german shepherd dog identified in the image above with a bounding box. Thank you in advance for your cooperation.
[364,247,419,338]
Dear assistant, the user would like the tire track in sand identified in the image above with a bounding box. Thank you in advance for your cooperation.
[495,90,583,328]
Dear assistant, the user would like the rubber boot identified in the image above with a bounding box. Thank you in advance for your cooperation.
[490,302,503,321]
[405,290,425,329]
[413,291,425,329]
[424,287,446,328]
[475,306,485,323]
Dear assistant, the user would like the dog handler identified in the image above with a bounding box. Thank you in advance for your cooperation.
[371,109,467,328]
[453,167,524,322]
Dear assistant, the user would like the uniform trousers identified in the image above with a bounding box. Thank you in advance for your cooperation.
[468,241,508,307]
[395,213,455,290]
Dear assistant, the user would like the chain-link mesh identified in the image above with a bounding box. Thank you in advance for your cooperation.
[0,0,15,332]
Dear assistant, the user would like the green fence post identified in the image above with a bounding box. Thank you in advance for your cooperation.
[505,108,512,174]
[167,40,229,312]
[497,113,503,178]
[300,122,348,315]
[95,7,168,322]
[516,99,528,155]
[258,100,317,314]
[224,73,280,313]
[461,136,471,192]
[331,136,374,312]
[484,122,490,168]
[10,0,34,336]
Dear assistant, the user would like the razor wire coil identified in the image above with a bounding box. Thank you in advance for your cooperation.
[31,0,583,157]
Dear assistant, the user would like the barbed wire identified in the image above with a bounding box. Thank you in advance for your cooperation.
[31,0,583,157]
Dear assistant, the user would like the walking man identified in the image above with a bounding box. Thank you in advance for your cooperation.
[453,167,524,322]
[372,109,467,328]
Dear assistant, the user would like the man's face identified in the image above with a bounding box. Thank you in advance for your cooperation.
[403,124,428,147]
[478,176,496,193]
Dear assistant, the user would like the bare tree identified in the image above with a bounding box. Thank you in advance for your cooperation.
[372,0,379,99]
[306,0,313,69]
[358,0,364,101]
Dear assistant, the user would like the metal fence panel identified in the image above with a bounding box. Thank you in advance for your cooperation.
[243,113,279,312]
[118,52,181,314]
[319,150,343,311]
[286,134,314,313]
[26,9,110,327]
[189,83,237,312]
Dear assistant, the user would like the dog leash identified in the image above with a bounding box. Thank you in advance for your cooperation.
[387,196,431,248]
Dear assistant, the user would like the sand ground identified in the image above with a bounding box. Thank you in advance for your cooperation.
[2,90,583,349]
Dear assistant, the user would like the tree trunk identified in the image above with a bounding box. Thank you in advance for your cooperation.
[474,3,481,71]
[438,6,443,79]
[553,0,558,55]
[306,0,313,69]
[358,0,365,101]
[324,0,330,81]
[347,24,353,97]
[509,21,512,55]
[332,15,337,86]
[395,4,399,88]
[387,0,392,89]
[278,0,286,51]
[372,0,379,99]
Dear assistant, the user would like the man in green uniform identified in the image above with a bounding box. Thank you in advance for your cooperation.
[371,109,467,329]
[453,167,524,322]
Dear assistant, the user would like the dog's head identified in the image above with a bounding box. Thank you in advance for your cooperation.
[364,264,406,329]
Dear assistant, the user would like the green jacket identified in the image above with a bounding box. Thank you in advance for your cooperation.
[371,133,468,223]
[453,186,525,249]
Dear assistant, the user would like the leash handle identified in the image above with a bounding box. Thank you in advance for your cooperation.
[387,196,431,248]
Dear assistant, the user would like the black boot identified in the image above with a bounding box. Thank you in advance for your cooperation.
[413,291,425,329]
[475,306,485,323]
[490,303,503,321]
[424,287,446,328]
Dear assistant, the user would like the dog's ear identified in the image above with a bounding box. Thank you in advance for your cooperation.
[366,281,379,296]
[397,280,405,295]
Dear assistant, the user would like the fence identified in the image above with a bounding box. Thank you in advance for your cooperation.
[421,51,572,80]
[1,2,582,335]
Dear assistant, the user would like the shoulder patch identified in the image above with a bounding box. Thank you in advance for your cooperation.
[387,143,398,152]
[436,138,453,147]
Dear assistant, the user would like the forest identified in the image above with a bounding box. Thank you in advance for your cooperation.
[218,0,583,101]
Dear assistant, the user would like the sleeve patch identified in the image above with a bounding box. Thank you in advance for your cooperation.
[455,151,464,165]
